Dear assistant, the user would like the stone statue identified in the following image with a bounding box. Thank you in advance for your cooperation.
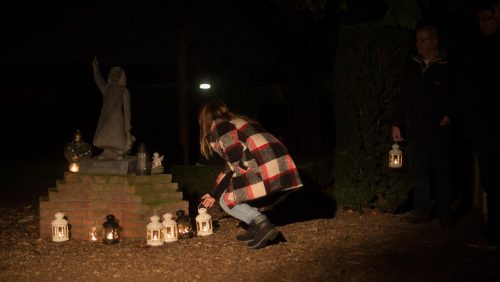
[92,56,135,160]
[151,152,164,174]
[151,152,164,169]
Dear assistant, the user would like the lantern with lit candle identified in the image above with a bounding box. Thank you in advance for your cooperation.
[64,130,92,173]
[388,143,403,168]
[162,213,178,243]
[51,212,69,242]
[195,204,213,236]
[102,214,121,245]
[146,215,164,246]
[175,209,193,239]
[89,226,102,242]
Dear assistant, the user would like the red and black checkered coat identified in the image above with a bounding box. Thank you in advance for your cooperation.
[208,118,303,208]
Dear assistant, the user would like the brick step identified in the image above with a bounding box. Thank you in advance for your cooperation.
[40,174,187,240]
[48,190,183,203]
[126,174,173,185]
[64,173,173,185]
[131,183,178,194]
[139,192,184,205]
[142,202,190,217]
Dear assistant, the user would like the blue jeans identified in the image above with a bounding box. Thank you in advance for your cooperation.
[219,192,262,224]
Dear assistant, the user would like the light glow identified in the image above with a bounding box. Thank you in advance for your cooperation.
[69,163,79,173]
[199,83,211,90]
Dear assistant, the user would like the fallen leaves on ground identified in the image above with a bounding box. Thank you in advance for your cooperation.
[0,203,499,282]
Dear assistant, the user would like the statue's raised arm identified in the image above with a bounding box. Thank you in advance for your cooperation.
[92,56,106,94]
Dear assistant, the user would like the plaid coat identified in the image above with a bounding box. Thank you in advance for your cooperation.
[208,118,303,208]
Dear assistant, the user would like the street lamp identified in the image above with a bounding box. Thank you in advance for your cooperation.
[199,83,211,90]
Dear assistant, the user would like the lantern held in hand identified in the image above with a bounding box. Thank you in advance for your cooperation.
[388,143,403,168]
[147,215,164,246]
[102,214,121,245]
[51,212,69,242]
[195,204,213,236]
[175,209,193,239]
[162,213,178,243]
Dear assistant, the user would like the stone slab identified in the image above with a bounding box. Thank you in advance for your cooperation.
[79,158,137,176]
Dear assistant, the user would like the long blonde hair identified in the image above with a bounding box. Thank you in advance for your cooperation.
[198,98,253,159]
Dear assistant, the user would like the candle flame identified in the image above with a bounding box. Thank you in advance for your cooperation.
[69,163,79,173]
[107,232,113,240]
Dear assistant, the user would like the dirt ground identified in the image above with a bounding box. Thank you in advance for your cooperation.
[1,200,499,282]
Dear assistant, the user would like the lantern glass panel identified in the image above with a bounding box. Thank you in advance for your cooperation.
[147,215,164,246]
[51,212,69,242]
[195,206,213,236]
[89,226,102,241]
[102,214,121,244]
[175,210,193,239]
[136,142,150,175]
[64,130,92,172]
[162,213,179,243]
[388,143,403,168]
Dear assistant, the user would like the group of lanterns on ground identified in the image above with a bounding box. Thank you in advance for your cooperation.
[146,206,213,246]
[51,205,213,245]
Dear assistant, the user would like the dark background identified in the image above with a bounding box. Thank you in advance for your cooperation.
[0,1,479,165]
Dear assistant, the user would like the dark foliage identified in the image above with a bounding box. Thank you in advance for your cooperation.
[329,23,412,212]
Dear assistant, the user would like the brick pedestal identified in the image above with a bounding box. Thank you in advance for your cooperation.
[39,172,188,241]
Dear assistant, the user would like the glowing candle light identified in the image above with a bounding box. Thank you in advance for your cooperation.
[69,163,79,173]
[102,214,121,245]
[162,213,178,243]
[388,143,403,168]
[51,212,69,242]
[196,204,213,236]
[147,215,164,246]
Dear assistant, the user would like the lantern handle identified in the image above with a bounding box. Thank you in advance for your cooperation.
[198,202,208,210]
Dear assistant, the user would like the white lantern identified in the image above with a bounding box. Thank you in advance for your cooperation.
[51,212,69,242]
[388,143,403,168]
[195,204,213,236]
[162,213,178,243]
[147,215,164,246]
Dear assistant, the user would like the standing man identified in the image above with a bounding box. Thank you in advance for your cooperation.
[462,1,500,246]
[494,0,500,20]
[392,25,455,228]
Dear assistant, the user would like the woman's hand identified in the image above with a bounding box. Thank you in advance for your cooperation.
[201,193,216,208]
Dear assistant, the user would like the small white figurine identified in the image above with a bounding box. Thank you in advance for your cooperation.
[151,152,164,169]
